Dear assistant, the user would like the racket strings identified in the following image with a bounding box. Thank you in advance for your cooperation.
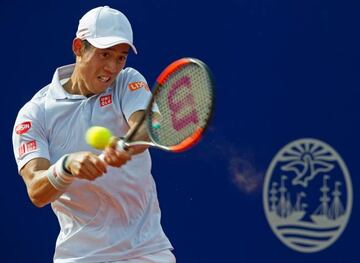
[148,63,213,147]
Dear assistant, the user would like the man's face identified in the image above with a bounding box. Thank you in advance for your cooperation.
[76,42,130,96]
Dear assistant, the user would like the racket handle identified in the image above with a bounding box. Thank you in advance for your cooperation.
[98,153,106,161]
[97,139,126,162]
[115,139,126,151]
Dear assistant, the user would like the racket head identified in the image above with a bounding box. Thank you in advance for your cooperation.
[145,58,215,152]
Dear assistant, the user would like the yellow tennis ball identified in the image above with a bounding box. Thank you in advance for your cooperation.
[85,126,112,150]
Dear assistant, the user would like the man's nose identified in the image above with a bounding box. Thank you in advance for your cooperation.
[104,60,120,74]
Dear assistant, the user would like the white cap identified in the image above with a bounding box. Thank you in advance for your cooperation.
[76,6,137,54]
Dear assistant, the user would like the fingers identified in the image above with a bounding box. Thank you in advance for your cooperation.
[127,145,148,155]
[67,152,107,181]
[103,146,132,167]
[66,144,133,182]
[110,137,147,155]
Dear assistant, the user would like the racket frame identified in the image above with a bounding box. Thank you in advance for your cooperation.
[117,57,215,152]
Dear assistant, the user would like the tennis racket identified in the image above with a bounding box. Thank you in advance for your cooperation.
[95,57,215,155]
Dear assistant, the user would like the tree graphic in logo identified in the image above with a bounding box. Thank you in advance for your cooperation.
[263,138,352,253]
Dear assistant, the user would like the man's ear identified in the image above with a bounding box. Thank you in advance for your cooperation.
[72,38,83,57]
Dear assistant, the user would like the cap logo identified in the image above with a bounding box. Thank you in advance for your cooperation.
[15,121,32,135]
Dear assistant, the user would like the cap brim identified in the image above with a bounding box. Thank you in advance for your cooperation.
[87,37,137,54]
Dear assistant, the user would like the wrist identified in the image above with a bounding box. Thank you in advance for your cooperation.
[62,154,72,174]
[46,155,75,191]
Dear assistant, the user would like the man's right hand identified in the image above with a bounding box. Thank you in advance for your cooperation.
[67,152,108,180]
[102,141,133,167]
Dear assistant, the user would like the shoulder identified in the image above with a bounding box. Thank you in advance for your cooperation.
[17,85,50,119]
[112,67,148,95]
[121,67,143,76]
[117,67,146,83]
[32,84,50,100]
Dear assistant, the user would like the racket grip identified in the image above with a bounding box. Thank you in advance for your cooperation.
[115,139,126,151]
[98,139,126,162]
[99,153,106,161]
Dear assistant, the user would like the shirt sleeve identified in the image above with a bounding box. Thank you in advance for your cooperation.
[12,101,50,173]
[117,68,154,122]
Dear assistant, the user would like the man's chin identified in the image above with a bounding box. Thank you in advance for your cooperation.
[95,80,114,92]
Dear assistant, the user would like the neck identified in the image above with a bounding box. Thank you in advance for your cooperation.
[63,67,93,97]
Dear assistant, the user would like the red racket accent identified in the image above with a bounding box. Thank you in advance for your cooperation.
[157,58,190,85]
[170,127,204,152]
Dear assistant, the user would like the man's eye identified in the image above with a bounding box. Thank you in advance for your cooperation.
[101,52,109,58]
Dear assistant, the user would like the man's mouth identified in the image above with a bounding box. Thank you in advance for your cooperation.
[98,76,111,83]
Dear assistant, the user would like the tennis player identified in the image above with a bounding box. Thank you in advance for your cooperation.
[12,6,175,263]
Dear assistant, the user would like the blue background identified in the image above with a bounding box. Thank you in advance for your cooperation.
[1,0,359,262]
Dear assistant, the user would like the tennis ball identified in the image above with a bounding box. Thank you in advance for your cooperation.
[85,126,112,150]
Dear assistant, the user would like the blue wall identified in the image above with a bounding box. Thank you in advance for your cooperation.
[1,0,359,262]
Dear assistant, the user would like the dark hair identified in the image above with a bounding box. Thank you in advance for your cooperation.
[73,39,93,57]
[82,40,93,51]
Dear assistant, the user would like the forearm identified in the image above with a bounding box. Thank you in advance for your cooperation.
[126,111,163,154]
[126,111,150,154]
[128,122,149,142]
[21,157,72,208]
[25,169,63,207]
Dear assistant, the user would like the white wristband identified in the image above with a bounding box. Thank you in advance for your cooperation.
[46,155,75,191]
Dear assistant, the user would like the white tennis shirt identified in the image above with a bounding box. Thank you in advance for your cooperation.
[12,64,173,262]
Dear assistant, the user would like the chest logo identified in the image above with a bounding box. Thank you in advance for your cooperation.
[100,94,112,107]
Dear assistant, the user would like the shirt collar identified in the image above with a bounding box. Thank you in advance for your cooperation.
[49,64,87,100]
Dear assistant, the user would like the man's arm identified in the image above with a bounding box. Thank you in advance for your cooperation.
[125,110,150,154]
[20,150,129,208]
[21,158,61,208]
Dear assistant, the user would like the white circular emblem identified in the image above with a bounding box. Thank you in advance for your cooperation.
[263,138,352,253]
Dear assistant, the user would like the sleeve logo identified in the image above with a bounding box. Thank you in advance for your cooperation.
[15,121,32,135]
[100,94,112,107]
[128,81,150,92]
[18,140,37,158]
